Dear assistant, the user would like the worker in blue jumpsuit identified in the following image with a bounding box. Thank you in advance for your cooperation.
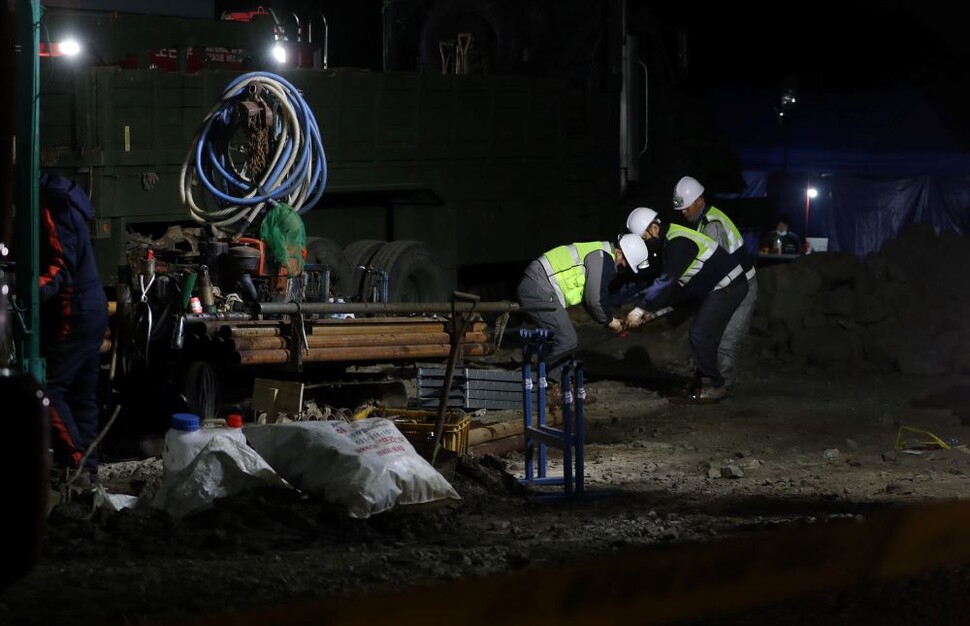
[622,207,748,401]
[39,173,108,488]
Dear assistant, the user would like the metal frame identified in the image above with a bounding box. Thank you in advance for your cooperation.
[519,329,586,495]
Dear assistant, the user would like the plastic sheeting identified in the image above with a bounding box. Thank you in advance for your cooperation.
[709,87,970,257]
[734,171,970,258]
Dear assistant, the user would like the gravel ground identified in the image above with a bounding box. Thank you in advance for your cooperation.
[3,333,970,625]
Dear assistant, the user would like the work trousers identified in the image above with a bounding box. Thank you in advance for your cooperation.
[515,269,577,377]
[717,275,758,388]
[44,293,108,477]
[689,278,748,390]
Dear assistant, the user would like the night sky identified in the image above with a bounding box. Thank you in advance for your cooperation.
[645,1,970,154]
[652,2,969,94]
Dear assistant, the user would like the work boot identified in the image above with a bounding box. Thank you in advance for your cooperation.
[63,469,98,500]
[690,385,728,402]
[545,383,564,407]
[543,384,597,407]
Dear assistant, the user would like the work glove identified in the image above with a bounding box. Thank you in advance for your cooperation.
[625,307,646,329]
[627,307,659,329]
[607,317,624,334]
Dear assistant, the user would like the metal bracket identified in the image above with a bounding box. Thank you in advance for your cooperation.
[288,308,307,372]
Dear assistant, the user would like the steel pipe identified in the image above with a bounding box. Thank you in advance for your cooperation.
[223,331,490,352]
[183,320,281,337]
[308,321,484,336]
[309,316,449,325]
[227,326,283,338]
[183,312,257,322]
[231,342,490,365]
[256,301,521,315]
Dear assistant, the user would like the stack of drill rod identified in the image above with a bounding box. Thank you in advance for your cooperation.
[181,316,494,366]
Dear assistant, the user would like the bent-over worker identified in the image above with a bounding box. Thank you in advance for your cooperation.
[516,234,648,376]
[624,207,747,401]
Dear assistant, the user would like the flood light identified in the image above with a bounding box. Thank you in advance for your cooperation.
[271,44,286,64]
[58,38,82,57]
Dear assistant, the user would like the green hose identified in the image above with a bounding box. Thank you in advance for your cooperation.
[181,271,198,310]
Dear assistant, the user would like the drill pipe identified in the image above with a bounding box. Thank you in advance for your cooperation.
[225,326,284,338]
[184,312,256,322]
[308,320,486,336]
[310,316,449,326]
[182,320,281,337]
[231,343,490,365]
[256,301,520,316]
[206,318,485,341]
[205,320,284,336]
[221,331,490,352]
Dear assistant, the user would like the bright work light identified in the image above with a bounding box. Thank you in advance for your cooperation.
[271,43,286,64]
[58,38,81,56]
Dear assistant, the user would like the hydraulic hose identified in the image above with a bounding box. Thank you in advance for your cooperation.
[179,71,327,235]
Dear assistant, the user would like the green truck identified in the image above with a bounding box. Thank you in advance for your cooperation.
[3,0,735,589]
[35,0,715,300]
[14,1,743,418]
[14,0,739,435]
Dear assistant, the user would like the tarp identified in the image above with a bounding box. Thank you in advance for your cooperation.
[709,87,970,257]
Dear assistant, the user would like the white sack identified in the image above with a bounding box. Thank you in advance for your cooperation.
[244,418,460,519]
[152,436,292,519]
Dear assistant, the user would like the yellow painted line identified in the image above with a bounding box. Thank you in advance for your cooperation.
[160,499,970,626]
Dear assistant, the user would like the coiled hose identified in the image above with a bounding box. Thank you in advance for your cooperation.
[179,71,327,234]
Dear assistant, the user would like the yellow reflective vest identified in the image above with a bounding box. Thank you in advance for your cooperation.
[538,241,613,307]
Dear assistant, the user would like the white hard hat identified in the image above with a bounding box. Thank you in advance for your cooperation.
[626,207,658,237]
[673,176,704,210]
[617,233,648,274]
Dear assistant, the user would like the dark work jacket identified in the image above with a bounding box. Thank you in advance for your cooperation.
[761,229,802,255]
[633,222,742,311]
[38,174,107,341]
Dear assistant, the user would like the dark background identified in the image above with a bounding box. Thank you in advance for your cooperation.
[48,1,970,100]
[44,0,970,237]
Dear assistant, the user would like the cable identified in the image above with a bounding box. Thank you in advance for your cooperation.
[179,71,328,235]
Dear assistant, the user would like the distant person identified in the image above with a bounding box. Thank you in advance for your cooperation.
[39,173,108,492]
[761,218,803,255]
[673,175,758,392]
[622,207,748,402]
[515,234,648,376]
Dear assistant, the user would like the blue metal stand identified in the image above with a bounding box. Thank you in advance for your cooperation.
[519,329,586,495]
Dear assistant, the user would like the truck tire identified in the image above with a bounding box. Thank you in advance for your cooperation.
[305,236,355,300]
[180,361,218,421]
[365,240,449,303]
[343,239,386,301]
[417,0,522,75]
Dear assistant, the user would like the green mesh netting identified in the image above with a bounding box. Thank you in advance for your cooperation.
[259,203,307,275]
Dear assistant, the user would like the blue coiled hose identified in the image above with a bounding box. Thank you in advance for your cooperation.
[179,71,327,234]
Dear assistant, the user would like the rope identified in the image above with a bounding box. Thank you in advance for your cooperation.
[136,272,156,365]
[179,71,328,235]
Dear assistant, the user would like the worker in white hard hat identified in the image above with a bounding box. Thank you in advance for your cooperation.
[605,206,665,308]
[673,175,758,392]
[515,235,648,377]
[622,205,748,402]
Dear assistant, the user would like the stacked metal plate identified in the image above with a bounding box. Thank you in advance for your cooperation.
[416,367,533,410]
